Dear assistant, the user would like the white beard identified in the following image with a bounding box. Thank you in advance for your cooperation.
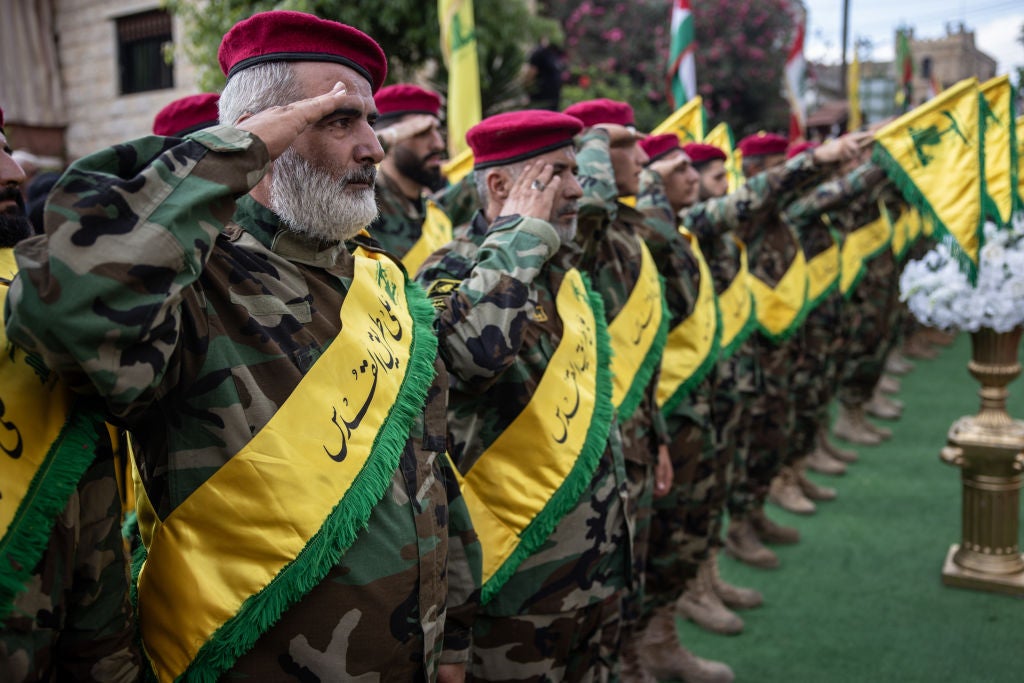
[270,148,379,242]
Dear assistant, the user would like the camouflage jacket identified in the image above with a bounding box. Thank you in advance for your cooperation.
[683,151,831,289]
[4,127,480,680]
[417,210,631,616]
[575,129,669,465]
[368,169,426,259]
[433,174,481,233]
[0,417,139,683]
[785,162,888,258]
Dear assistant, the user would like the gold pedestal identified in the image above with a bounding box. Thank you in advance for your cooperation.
[940,327,1024,596]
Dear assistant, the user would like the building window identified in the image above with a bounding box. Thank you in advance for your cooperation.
[117,10,174,95]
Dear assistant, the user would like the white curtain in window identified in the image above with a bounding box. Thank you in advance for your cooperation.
[0,0,68,126]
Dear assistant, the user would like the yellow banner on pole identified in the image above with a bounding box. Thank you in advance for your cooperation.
[439,0,482,158]
[652,96,707,145]
[872,77,983,276]
[980,75,1017,225]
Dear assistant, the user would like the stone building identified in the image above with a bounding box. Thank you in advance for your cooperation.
[0,0,200,163]
[907,24,997,105]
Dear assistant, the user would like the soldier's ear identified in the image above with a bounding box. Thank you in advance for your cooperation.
[487,169,511,201]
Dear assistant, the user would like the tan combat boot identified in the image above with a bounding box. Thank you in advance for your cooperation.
[768,466,816,515]
[832,404,883,445]
[818,426,859,463]
[675,565,744,635]
[866,388,902,420]
[750,506,801,544]
[635,606,735,683]
[796,465,837,501]
[885,350,914,375]
[725,516,780,569]
[620,635,657,683]
[707,548,763,610]
[903,331,939,359]
[805,444,847,476]
[877,373,901,395]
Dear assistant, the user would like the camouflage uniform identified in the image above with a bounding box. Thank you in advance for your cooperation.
[828,182,904,410]
[367,169,429,258]
[0,417,140,683]
[4,127,480,680]
[784,163,887,459]
[434,174,481,232]
[632,166,718,607]
[574,130,669,635]
[418,210,630,682]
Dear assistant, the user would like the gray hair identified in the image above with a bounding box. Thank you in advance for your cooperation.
[219,62,303,126]
[473,160,527,211]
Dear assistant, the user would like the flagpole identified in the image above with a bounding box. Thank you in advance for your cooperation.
[840,0,850,94]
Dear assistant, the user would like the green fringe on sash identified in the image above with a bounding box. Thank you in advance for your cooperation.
[872,142,982,284]
[661,302,722,420]
[481,273,615,605]
[0,403,102,619]
[841,227,895,302]
[1011,85,1023,216]
[164,278,440,683]
[718,293,757,361]
[617,276,670,422]
[805,274,839,313]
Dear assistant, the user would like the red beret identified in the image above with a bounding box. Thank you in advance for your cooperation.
[562,98,635,128]
[375,84,441,118]
[737,132,788,157]
[153,93,221,137]
[682,142,727,164]
[639,134,680,163]
[218,11,387,92]
[467,110,583,170]
[786,141,818,159]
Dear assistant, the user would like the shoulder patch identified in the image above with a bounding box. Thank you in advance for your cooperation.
[427,278,461,299]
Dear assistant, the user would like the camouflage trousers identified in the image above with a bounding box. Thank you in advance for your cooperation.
[621,460,654,634]
[730,331,797,514]
[838,251,900,407]
[470,592,623,683]
[644,379,715,612]
[791,291,845,460]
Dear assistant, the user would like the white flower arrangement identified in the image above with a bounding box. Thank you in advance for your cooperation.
[899,217,1024,333]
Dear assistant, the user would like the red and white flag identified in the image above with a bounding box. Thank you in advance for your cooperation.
[783,1,807,140]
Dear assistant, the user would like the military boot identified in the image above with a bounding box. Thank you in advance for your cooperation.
[866,389,902,420]
[635,606,735,683]
[707,548,763,609]
[796,466,838,501]
[621,635,657,683]
[885,350,914,375]
[805,444,847,476]
[750,506,800,544]
[675,566,744,635]
[819,426,860,463]
[903,332,939,359]
[877,373,902,395]
[725,517,780,569]
[865,418,893,440]
[768,466,816,515]
[833,404,883,445]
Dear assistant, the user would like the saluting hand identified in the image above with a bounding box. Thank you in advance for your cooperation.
[812,131,873,165]
[235,81,351,160]
[500,161,563,223]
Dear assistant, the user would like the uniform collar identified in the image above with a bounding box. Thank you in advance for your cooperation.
[233,195,347,268]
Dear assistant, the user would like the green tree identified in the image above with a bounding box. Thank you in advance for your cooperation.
[164,0,555,116]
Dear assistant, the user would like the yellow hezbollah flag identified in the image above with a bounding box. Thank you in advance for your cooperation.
[872,77,983,275]
[652,96,707,145]
[980,75,1018,225]
[703,121,744,193]
[442,146,475,185]
[847,54,862,133]
[439,0,482,158]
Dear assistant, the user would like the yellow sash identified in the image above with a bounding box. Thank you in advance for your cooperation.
[840,200,893,297]
[609,237,668,421]
[402,199,454,275]
[458,268,613,603]
[136,249,437,682]
[0,249,101,617]
[717,238,755,358]
[805,242,840,308]
[657,229,719,415]
[749,248,808,342]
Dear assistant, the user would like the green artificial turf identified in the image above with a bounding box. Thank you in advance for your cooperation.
[674,334,1024,682]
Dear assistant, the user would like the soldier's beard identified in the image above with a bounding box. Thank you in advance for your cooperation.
[0,188,31,247]
[393,146,446,193]
[270,148,379,243]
